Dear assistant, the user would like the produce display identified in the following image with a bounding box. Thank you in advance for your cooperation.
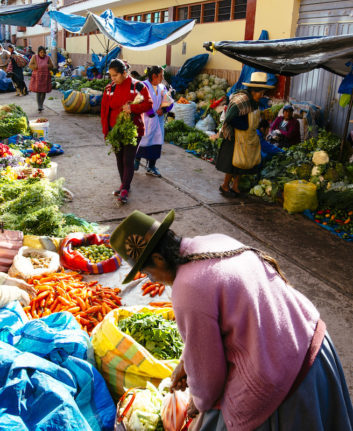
[74,243,115,262]
[133,271,148,281]
[0,104,29,138]
[142,281,166,297]
[27,252,51,269]
[0,177,96,236]
[52,76,110,92]
[60,233,121,274]
[165,119,221,162]
[248,129,353,240]
[118,312,184,360]
[24,271,122,335]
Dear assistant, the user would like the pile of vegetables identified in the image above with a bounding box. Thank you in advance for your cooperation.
[25,271,122,335]
[247,129,353,240]
[118,312,184,360]
[0,177,97,236]
[165,119,221,162]
[105,111,138,153]
[0,104,29,138]
[178,73,230,109]
[52,76,109,92]
[74,243,115,263]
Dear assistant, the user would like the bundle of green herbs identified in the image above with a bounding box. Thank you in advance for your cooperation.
[118,312,184,360]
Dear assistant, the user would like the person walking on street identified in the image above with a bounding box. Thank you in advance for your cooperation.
[6,44,28,97]
[216,72,274,197]
[101,59,152,204]
[0,44,10,72]
[28,46,54,112]
[134,65,174,177]
[110,209,353,431]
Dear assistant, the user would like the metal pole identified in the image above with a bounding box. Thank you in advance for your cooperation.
[339,88,353,161]
[50,0,58,68]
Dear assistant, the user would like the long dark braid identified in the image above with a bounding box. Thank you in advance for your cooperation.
[144,230,288,283]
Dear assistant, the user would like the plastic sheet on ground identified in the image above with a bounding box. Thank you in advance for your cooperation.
[85,259,172,307]
[0,302,116,431]
[303,210,353,242]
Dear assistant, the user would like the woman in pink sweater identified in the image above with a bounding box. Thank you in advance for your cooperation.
[110,210,353,431]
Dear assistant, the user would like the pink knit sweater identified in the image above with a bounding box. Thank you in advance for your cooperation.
[172,234,320,431]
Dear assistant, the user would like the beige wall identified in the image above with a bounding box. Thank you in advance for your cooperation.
[253,0,300,40]
[66,35,88,54]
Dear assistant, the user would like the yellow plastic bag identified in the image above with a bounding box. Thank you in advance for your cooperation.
[283,180,318,213]
[91,306,178,400]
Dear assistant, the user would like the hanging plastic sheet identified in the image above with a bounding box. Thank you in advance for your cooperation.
[227,30,277,97]
[0,2,51,27]
[49,9,195,51]
[204,34,353,77]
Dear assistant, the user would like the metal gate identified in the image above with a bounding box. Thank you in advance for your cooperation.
[290,0,353,136]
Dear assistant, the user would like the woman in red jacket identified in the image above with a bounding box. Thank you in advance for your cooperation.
[101,59,152,203]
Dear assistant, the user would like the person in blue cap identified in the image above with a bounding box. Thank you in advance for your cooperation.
[269,104,301,148]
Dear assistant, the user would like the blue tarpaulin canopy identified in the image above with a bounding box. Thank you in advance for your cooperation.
[0,2,51,27]
[49,9,195,51]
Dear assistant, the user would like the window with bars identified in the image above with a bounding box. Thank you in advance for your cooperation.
[176,0,247,23]
[125,9,169,23]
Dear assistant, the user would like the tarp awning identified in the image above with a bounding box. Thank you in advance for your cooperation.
[49,9,195,51]
[0,2,51,27]
[203,35,353,77]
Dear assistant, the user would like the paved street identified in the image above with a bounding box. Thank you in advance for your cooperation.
[4,87,353,397]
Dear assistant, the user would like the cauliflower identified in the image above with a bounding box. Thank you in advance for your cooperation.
[311,165,325,176]
[186,92,197,101]
[312,150,329,165]
[265,185,272,196]
[259,179,271,186]
[250,185,265,197]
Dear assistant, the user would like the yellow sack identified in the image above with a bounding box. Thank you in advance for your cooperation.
[283,180,318,214]
[23,235,62,252]
[91,306,178,400]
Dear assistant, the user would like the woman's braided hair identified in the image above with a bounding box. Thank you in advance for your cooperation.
[144,229,287,283]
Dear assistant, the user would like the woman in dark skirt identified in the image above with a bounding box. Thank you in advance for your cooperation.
[216,72,274,197]
[6,45,28,96]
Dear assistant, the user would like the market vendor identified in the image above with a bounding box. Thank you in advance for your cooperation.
[269,103,301,148]
[110,209,353,431]
[216,72,275,197]
[7,44,28,97]
[101,59,152,204]
[0,44,10,72]
[134,65,174,178]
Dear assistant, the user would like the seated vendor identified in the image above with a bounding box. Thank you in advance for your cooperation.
[269,104,301,148]
[89,67,102,80]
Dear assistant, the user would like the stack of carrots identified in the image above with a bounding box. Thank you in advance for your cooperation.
[141,281,165,297]
[23,271,122,335]
[133,271,147,281]
[177,97,190,104]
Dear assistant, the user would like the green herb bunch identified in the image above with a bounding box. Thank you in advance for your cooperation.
[105,112,138,153]
[118,312,184,360]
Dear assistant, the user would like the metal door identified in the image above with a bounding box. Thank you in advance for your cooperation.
[290,1,353,136]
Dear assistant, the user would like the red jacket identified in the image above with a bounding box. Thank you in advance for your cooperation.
[101,76,152,137]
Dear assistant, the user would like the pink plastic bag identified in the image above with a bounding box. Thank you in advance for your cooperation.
[161,391,189,431]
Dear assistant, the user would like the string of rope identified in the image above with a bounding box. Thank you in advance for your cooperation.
[182,246,288,283]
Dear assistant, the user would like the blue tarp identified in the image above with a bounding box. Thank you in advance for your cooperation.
[0,2,51,27]
[89,45,121,75]
[49,9,195,51]
[0,69,14,92]
[171,53,209,92]
[227,30,277,97]
[0,302,116,430]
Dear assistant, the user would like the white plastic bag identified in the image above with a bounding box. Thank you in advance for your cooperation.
[8,246,60,280]
[195,114,216,133]
[172,102,196,127]
[161,390,190,431]
[0,285,30,307]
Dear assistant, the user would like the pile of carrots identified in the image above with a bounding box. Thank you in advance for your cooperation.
[24,271,122,335]
[177,97,190,104]
[141,281,165,297]
[133,271,147,281]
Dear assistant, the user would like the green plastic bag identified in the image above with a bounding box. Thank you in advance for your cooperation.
[283,180,318,214]
[339,93,351,108]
